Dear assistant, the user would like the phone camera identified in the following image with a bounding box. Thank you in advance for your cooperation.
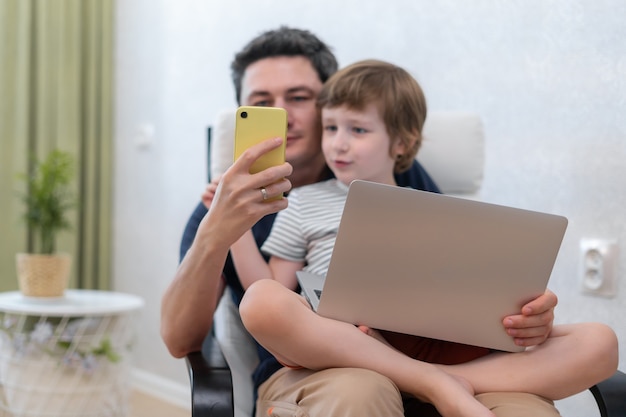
[241,111,248,119]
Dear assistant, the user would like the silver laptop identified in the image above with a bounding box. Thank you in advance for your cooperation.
[297,180,568,352]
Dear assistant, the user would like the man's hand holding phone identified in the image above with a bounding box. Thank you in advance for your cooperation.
[202,136,292,256]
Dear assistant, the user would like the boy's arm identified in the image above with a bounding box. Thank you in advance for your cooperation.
[231,230,304,291]
[230,230,273,289]
[269,256,304,291]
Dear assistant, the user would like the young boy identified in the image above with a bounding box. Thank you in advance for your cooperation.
[234,60,618,417]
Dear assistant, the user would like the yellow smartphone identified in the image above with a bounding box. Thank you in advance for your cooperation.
[234,106,287,200]
[233,106,287,172]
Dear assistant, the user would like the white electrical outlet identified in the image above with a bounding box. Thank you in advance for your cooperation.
[580,239,618,297]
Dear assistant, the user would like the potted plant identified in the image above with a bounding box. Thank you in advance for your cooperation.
[16,149,76,297]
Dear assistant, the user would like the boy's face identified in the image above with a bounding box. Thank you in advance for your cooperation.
[240,56,324,173]
[321,103,404,186]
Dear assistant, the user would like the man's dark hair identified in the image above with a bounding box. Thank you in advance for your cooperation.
[231,26,338,104]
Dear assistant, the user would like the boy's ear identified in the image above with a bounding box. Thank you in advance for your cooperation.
[392,137,408,158]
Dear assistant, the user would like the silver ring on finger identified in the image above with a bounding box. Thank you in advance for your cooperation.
[260,187,268,201]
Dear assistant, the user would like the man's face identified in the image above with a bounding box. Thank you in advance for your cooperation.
[240,56,324,170]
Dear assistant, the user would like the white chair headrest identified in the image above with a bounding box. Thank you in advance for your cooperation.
[210,109,485,196]
[419,111,485,195]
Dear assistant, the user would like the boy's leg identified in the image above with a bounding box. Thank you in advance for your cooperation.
[241,279,496,417]
[440,323,618,400]
[257,367,404,417]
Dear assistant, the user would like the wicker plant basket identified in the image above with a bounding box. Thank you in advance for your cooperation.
[16,253,71,297]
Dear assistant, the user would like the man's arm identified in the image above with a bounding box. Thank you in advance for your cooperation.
[162,232,229,358]
[160,137,293,358]
[179,202,208,262]
[502,289,557,347]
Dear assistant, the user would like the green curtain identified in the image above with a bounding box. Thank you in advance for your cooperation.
[0,0,114,291]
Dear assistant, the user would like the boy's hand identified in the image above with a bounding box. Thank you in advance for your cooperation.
[201,175,222,209]
[502,289,557,347]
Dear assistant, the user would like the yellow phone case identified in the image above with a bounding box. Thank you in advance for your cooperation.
[233,106,287,174]
[234,106,287,201]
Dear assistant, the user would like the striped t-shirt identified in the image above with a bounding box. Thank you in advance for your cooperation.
[261,179,349,276]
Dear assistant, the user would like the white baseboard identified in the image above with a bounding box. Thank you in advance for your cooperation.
[131,368,191,411]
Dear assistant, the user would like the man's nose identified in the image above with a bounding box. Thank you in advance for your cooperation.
[274,98,288,109]
[274,99,294,129]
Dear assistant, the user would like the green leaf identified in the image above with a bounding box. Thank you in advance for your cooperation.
[18,149,76,254]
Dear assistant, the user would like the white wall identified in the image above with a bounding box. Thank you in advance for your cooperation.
[114,0,626,408]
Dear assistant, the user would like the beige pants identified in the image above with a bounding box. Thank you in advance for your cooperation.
[257,367,561,417]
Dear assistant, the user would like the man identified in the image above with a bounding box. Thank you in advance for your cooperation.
[160,26,560,417]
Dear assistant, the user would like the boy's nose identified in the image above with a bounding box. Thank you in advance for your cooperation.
[332,132,350,152]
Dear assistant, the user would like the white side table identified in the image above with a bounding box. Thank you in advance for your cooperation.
[0,290,144,417]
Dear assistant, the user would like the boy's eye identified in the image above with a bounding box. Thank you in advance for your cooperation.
[353,127,367,134]
[323,125,337,132]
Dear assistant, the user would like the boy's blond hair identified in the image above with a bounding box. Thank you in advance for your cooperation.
[316,59,426,173]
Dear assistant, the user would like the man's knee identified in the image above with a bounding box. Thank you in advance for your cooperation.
[328,368,401,401]
[306,368,403,416]
[259,367,404,417]
[476,392,561,417]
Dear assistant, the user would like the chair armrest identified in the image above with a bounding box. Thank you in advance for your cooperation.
[590,370,626,417]
[185,333,234,417]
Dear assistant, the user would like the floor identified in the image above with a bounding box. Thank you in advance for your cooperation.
[130,390,188,417]
[0,386,601,417]
[0,388,188,417]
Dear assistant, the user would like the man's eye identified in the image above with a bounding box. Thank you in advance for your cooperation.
[289,96,311,103]
[252,100,271,107]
